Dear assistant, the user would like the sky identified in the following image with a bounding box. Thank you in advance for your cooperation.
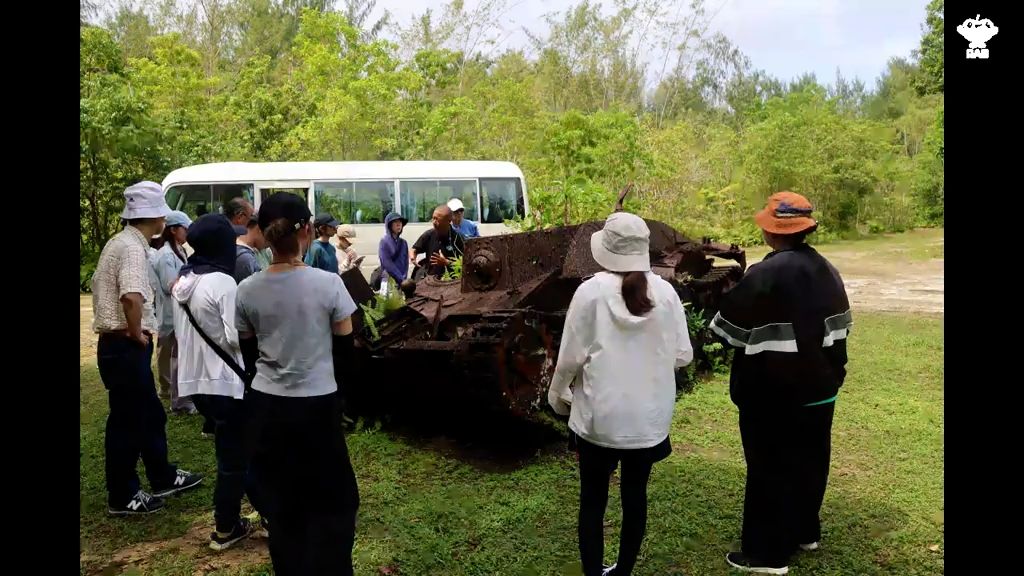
[375,0,928,88]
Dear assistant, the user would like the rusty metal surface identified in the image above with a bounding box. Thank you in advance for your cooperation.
[340,213,746,420]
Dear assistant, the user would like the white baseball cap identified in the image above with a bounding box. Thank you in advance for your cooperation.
[121,181,172,220]
[590,212,651,273]
[447,198,465,213]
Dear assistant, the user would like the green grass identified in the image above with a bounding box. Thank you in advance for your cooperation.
[80,313,943,576]
[743,228,944,264]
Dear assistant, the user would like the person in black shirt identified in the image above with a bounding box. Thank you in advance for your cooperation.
[410,205,465,279]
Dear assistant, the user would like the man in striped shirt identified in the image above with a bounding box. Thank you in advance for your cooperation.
[711,192,852,575]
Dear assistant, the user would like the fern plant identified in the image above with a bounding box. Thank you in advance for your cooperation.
[360,276,407,341]
[441,255,464,281]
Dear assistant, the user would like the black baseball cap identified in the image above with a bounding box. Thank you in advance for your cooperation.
[314,213,341,228]
[257,193,312,233]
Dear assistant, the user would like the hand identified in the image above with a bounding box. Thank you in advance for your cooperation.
[430,252,449,267]
[132,330,152,347]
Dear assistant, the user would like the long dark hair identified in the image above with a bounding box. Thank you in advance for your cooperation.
[151,225,187,263]
[620,271,654,316]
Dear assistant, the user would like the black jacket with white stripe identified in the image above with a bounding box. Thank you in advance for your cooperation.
[710,243,851,410]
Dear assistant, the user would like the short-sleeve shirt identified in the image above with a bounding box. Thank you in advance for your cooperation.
[235,267,357,398]
[92,226,159,334]
[412,229,465,277]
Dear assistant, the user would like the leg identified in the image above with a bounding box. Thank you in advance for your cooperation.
[167,334,195,413]
[615,457,655,576]
[792,402,836,545]
[308,506,358,576]
[739,409,796,567]
[268,512,308,576]
[99,336,146,507]
[137,345,177,490]
[202,396,249,533]
[577,437,617,576]
[156,335,173,398]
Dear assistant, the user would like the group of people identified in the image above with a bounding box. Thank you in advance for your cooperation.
[92,177,849,576]
[547,191,851,575]
[93,184,362,573]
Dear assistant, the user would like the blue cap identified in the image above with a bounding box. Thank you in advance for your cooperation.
[165,210,193,229]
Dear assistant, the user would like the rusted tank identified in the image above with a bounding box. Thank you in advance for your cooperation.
[341,200,745,422]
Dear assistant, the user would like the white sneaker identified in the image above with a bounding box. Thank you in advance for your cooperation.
[602,565,617,576]
[799,542,820,551]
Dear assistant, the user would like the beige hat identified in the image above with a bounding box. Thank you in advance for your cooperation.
[336,224,356,239]
[590,212,651,273]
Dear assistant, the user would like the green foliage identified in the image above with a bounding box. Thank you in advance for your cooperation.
[80,2,944,262]
[360,277,407,341]
[441,255,464,281]
[914,0,944,96]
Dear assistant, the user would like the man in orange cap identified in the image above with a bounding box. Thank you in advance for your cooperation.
[710,191,852,575]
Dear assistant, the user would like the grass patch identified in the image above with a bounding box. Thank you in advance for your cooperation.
[81,312,942,576]
[743,228,944,265]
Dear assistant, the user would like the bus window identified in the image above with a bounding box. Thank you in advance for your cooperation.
[260,188,308,203]
[399,180,477,222]
[215,184,254,214]
[314,181,394,224]
[165,184,212,220]
[480,178,524,223]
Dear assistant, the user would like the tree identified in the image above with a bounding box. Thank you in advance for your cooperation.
[914,0,943,96]
[80,27,166,260]
[342,0,391,40]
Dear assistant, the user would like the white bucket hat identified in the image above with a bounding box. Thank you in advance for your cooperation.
[590,212,651,272]
[121,181,172,220]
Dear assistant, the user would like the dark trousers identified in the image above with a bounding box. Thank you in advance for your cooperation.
[98,334,177,507]
[739,402,836,565]
[246,389,359,576]
[193,394,247,533]
[577,435,665,576]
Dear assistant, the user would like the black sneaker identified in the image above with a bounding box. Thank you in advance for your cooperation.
[209,517,255,551]
[152,469,204,497]
[108,490,165,516]
[726,552,789,574]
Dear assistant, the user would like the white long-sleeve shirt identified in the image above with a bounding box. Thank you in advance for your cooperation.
[172,272,245,400]
[548,272,693,449]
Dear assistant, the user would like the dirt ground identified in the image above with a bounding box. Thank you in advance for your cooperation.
[79,230,944,358]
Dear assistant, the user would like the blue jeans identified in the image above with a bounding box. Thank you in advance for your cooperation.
[97,334,177,507]
[193,394,248,532]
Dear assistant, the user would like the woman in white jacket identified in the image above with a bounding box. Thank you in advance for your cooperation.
[172,214,255,551]
[548,211,693,576]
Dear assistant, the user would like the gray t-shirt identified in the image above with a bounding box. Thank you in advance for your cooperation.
[235,267,357,398]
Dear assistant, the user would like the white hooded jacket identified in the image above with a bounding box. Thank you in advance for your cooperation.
[548,272,693,449]
[172,271,245,400]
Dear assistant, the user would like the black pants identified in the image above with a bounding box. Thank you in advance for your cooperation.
[576,434,669,576]
[193,394,247,533]
[97,334,177,507]
[739,402,836,566]
[246,389,359,576]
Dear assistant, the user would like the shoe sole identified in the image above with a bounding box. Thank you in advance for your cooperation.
[799,542,820,551]
[209,532,251,551]
[726,554,789,575]
[152,477,203,498]
[108,507,164,516]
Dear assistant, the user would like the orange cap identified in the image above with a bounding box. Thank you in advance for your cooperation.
[754,191,818,235]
